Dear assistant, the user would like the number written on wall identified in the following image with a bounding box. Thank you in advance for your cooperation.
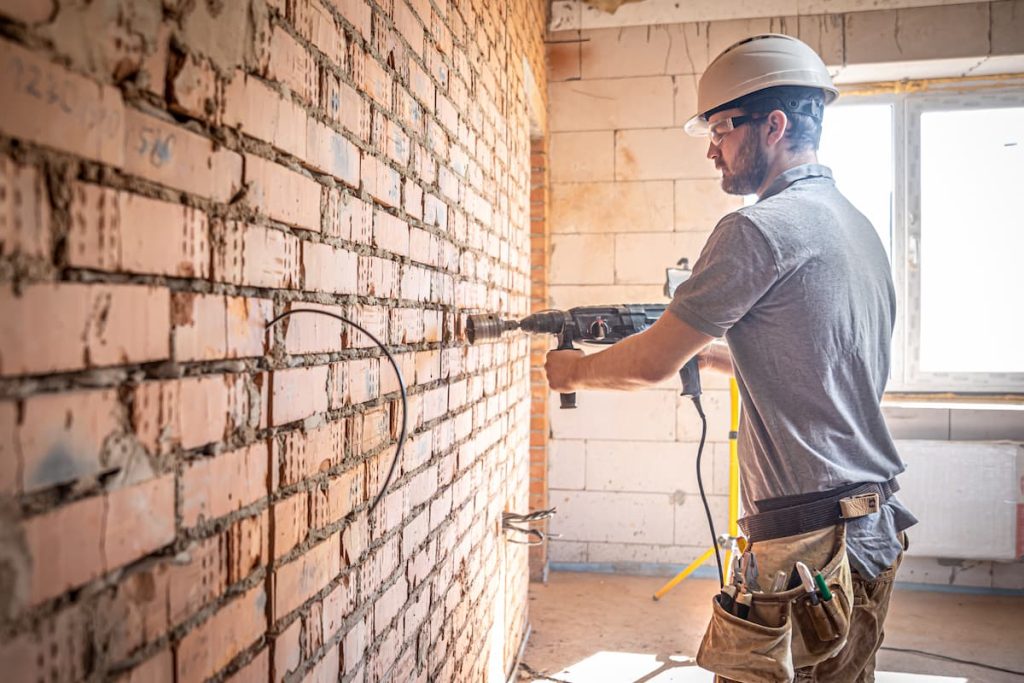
[135,127,175,168]
[9,54,121,139]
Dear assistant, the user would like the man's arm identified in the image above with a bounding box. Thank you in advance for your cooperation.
[544,311,714,392]
[699,341,735,377]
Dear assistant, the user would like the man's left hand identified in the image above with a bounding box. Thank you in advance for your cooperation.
[544,349,584,392]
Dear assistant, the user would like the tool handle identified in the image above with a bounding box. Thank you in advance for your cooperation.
[556,326,578,409]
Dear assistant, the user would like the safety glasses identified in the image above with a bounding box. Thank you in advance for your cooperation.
[708,114,766,145]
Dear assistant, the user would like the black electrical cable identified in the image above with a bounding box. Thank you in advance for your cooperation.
[266,308,407,513]
[878,646,1024,677]
[692,395,724,587]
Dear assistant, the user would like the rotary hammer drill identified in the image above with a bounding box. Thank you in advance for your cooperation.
[466,303,701,408]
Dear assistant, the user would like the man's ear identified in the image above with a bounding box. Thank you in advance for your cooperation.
[765,110,788,147]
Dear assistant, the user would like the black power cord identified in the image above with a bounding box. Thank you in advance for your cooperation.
[266,308,408,513]
[691,395,724,587]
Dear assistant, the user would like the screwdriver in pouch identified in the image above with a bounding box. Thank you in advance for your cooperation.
[797,562,838,641]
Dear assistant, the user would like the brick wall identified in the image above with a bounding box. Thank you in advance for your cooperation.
[527,138,549,582]
[542,0,1024,577]
[0,0,546,680]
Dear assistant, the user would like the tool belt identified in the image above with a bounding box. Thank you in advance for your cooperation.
[696,480,898,682]
[738,479,899,543]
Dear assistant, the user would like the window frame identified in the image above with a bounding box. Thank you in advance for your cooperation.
[827,81,1024,394]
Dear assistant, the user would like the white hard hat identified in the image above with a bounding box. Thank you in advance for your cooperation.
[684,34,839,136]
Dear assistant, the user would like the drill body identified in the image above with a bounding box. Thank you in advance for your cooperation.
[466,303,702,408]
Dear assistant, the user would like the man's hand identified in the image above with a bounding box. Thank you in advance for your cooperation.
[544,349,585,392]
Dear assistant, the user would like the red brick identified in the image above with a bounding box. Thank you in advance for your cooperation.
[303,644,340,683]
[115,649,174,683]
[104,474,176,570]
[272,533,340,619]
[278,419,344,487]
[302,240,358,294]
[328,361,348,409]
[330,0,371,38]
[182,441,269,526]
[322,72,370,142]
[352,406,389,456]
[0,38,124,166]
[373,576,407,637]
[225,649,270,683]
[346,305,389,349]
[24,495,105,604]
[273,617,302,681]
[404,178,423,219]
[299,0,344,66]
[361,155,401,208]
[244,154,321,231]
[133,375,229,454]
[212,221,300,289]
[169,54,217,120]
[348,357,380,405]
[176,585,267,683]
[399,262,429,302]
[14,388,123,494]
[167,537,225,625]
[270,365,329,426]
[0,283,170,377]
[0,156,50,260]
[224,71,307,158]
[282,301,345,355]
[0,603,91,680]
[273,492,308,560]
[0,1,53,23]
[0,402,15,495]
[372,208,409,256]
[356,49,392,111]
[172,292,227,362]
[124,109,242,203]
[408,59,434,108]
[266,27,315,103]
[310,464,363,530]
[357,255,399,298]
[342,511,368,566]
[342,617,367,675]
[321,575,354,642]
[305,119,360,187]
[394,0,424,55]
[227,296,272,358]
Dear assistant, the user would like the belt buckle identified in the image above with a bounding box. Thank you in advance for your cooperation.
[839,492,880,519]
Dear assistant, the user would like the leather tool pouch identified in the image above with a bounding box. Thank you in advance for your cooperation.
[696,524,854,682]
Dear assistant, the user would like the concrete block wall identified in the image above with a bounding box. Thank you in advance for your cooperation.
[544,0,1024,587]
[0,0,546,680]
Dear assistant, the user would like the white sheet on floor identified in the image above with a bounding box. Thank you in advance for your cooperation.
[533,651,969,682]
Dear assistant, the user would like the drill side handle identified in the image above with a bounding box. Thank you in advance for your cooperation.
[556,327,577,409]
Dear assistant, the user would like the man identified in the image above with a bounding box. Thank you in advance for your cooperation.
[544,34,916,681]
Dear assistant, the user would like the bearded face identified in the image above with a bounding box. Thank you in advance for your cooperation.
[718,122,769,196]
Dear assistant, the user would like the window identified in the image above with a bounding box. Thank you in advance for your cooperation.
[818,87,1024,393]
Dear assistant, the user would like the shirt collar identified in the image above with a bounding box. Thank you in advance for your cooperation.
[759,163,833,201]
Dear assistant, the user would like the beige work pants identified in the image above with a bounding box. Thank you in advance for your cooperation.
[792,534,906,683]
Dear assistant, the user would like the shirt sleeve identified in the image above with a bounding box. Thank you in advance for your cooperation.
[668,212,780,338]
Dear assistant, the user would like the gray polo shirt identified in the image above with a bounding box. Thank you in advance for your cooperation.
[669,163,916,579]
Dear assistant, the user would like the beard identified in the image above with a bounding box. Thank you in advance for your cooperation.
[719,129,769,196]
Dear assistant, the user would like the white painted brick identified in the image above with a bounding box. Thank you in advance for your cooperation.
[586,541,708,566]
[550,490,675,545]
[550,77,674,132]
[614,232,710,285]
[676,389,730,443]
[549,439,585,490]
[706,17,800,64]
[548,540,588,563]
[584,439,712,494]
[549,233,615,286]
[844,3,990,65]
[548,284,665,310]
[673,493,728,547]
[672,73,700,127]
[551,181,674,234]
[992,560,1024,591]
[896,556,993,589]
[550,389,676,441]
[675,180,744,231]
[551,131,614,182]
[615,128,714,181]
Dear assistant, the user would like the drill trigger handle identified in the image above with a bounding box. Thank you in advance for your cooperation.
[557,326,577,409]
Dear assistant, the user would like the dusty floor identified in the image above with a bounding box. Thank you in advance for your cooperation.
[520,572,1024,683]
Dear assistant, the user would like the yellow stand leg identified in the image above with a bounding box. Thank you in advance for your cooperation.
[653,378,742,600]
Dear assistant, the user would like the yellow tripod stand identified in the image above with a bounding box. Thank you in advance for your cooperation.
[653,377,742,599]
